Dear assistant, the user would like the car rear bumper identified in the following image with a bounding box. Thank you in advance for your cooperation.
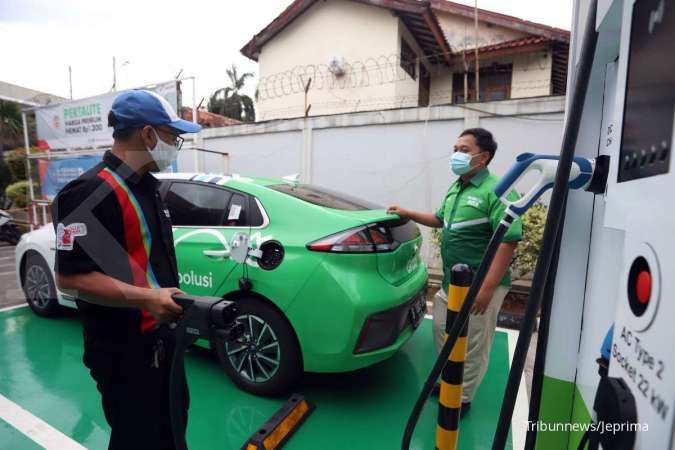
[353,286,427,354]
[285,256,428,373]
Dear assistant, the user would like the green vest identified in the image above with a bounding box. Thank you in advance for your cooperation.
[435,169,522,290]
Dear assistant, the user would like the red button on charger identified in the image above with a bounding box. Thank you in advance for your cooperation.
[635,270,651,304]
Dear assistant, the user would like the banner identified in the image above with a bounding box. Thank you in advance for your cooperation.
[35,81,179,150]
[38,156,103,199]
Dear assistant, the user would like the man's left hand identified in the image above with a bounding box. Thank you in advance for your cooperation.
[471,287,494,315]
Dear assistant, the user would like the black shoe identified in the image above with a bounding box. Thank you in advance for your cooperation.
[460,402,471,419]
[431,382,441,397]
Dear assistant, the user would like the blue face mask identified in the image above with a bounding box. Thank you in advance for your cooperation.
[450,152,474,175]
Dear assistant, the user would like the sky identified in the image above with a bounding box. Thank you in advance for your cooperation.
[0,0,574,108]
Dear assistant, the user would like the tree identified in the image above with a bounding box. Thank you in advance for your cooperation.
[0,100,23,152]
[208,64,256,122]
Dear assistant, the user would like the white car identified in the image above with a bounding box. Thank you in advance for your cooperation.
[15,222,71,316]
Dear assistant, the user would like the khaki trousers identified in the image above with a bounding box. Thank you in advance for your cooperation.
[432,285,509,403]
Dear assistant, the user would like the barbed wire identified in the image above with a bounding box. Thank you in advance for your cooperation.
[256,49,552,102]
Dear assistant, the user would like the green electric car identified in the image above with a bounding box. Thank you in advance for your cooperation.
[17,172,428,396]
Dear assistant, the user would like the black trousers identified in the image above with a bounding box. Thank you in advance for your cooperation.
[82,328,189,450]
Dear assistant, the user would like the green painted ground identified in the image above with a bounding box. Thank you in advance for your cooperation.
[0,307,512,450]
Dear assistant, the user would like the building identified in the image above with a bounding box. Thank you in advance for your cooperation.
[0,81,66,152]
[180,107,242,128]
[241,0,569,121]
[0,81,65,107]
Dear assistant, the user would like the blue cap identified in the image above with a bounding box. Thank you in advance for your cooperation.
[110,89,201,134]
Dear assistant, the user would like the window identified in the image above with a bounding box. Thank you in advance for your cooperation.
[223,193,266,227]
[224,194,248,227]
[270,184,383,211]
[400,39,417,80]
[165,182,231,226]
[452,64,513,103]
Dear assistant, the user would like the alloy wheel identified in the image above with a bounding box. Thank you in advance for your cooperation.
[25,264,53,308]
[225,314,281,383]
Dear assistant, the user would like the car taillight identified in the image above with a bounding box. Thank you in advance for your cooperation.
[369,225,400,252]
[307,225,400,253]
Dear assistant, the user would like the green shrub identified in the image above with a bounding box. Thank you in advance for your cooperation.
[4,147,43,183]
[5,148,27,181]
[430,227,442,248]
[5,180,30,208]
[0,160,11,205]
[513,202,548,277]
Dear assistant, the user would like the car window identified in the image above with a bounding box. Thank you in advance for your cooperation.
[221,194,266,227]
[270,184,382,211]
[248,198,264,227]
[165,182,232,227]
[222,193,248,227]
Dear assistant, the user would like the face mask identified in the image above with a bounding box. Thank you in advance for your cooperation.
[450,152,475,175]
[147,129,178,172]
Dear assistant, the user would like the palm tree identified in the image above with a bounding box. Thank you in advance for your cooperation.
[0,100,23,152]
[208,64,256,122]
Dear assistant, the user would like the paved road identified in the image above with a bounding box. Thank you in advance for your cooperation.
[0,243,24,309]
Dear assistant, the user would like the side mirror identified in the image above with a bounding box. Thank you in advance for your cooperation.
[229,232,250,264]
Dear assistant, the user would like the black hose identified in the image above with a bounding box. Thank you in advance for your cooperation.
[577,430,590,450]
[491,1,599,448]
[401,215,514,450]
[169,327,189,450]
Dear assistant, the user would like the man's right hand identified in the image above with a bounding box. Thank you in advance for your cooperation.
[387,205,409,217]
[386,206,443,228]
[143,287,184,323]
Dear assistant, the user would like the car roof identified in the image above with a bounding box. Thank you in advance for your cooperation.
[154,172,284,188]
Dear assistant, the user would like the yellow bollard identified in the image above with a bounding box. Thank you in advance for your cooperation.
[436,264,473,450]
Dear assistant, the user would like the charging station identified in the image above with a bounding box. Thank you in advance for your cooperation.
[533,0,675,448]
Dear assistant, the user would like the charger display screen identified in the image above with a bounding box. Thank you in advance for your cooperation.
[619,0,674,182]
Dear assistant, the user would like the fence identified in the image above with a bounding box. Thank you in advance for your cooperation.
[178,96,567,270]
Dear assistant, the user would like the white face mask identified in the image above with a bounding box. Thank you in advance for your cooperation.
[147,129,178,172]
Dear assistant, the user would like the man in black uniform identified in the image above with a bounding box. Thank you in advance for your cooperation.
[52,90,201,449]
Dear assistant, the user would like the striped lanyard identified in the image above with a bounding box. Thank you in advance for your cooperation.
[97,167,160,332]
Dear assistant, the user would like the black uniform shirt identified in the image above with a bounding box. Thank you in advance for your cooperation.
[52,151,179,340]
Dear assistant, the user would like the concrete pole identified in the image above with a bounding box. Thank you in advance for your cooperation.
[301,118,313,184]
[21,112,36,230]
[474,1,480,101]
[68,66,73,100]
[112,56,117,92]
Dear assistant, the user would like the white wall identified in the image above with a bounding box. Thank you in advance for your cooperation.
[435,11,528,51]
[184,96,566,270]
[256,0,408,120]
[511,50,553,98]
[430,66,453,105]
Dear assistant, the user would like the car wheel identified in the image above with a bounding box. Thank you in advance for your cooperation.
[22,253,60,317]
[212,298,302,397]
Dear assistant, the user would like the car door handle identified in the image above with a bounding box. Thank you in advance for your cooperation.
[202,249,230,259]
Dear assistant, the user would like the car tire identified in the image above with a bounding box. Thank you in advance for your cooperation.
[212,298,302,397]
[22,253,61,317]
